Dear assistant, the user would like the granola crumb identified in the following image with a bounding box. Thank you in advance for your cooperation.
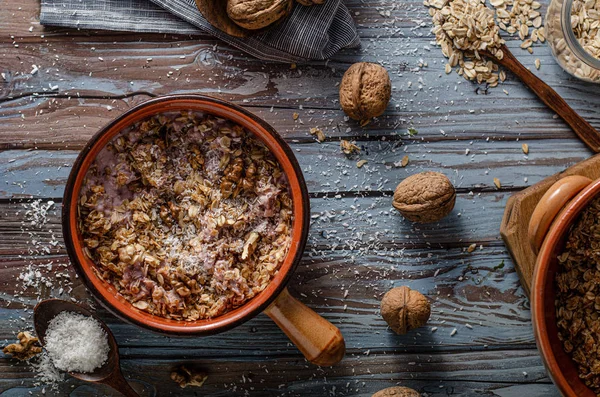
[309,127,326,143]
[340,139,360,155]
[78,111,293,321]
[556,197,600,393]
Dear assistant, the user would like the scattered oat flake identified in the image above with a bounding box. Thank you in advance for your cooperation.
[493,177,501,189]
[450,328,457,336]
[292,112,299,120]
[401,155,409,167]
[467,243,477,253]
[425,0,505,86]
[356,160,368,168]
[522,143,529,154]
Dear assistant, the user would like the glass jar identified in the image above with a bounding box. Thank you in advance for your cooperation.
[546,0,600,83]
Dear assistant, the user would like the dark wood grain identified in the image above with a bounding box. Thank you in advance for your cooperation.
[0,192,512,255]
[0,139,588,199]
[0,352,557,396]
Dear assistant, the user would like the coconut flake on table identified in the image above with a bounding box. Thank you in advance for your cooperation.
[44,312,109,373]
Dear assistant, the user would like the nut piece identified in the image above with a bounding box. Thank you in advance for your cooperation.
[380,286,430,335]
[392,171,456,223]
[171,365,208,388]
[226,0,293,30]
[340,139,360,156]
[2,331,42,361]
[339,62,391,122]
[373,386,421,397]
[310,127,326,143]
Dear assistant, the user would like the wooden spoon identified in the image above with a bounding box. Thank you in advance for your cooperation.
[483,44,600,153]
[33,299,140,397]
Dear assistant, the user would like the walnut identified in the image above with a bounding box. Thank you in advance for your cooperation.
[380,286,430,335]
[339,62,391,122]
[221,157,244,198]
[240,160,257,192]
[241,231,260,260]
[170,365,208,388]
[392,171,456,223]
[226,0,294,30]
[3,331,42,361]
[372,386,421,397]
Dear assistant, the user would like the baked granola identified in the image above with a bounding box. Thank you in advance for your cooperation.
[556,197,600,393]
[78,111,293,321]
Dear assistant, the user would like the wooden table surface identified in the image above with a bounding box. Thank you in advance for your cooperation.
[2,0,598,396]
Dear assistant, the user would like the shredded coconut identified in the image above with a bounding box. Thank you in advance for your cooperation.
[44,312,109,373]
[31,351,65,385]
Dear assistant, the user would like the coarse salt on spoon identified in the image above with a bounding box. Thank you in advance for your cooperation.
[33,299,140,397]
[482,45,600,152]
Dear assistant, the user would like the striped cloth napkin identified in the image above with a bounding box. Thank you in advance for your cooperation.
[39,0,360,63]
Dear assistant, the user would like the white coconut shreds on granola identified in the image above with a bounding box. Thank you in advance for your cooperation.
[77,111,293,321]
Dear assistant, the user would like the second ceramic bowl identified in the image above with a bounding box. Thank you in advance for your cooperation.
[529,175,600,396]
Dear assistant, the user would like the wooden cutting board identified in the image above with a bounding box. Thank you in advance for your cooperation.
[500,154,600,297]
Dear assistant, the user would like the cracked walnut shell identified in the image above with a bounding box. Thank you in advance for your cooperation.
[380,286,430,335]
[372,386,421,397]
[226,0,294,30]
[339,62,391,122]
[392,171,456,223]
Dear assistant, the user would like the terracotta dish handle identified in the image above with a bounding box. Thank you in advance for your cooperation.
[264,288,345,366]
[528,175,593,255]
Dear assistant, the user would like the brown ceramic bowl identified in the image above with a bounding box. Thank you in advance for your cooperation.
[531,176,600,396]
[63,95,308,335]
[62,95,345,366]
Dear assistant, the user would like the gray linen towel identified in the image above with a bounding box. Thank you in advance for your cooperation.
[39,0,360,63]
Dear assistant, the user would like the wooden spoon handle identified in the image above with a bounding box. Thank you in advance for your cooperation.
[264,287,345,366]
[103,370,140,397]
[497,46,600,152]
